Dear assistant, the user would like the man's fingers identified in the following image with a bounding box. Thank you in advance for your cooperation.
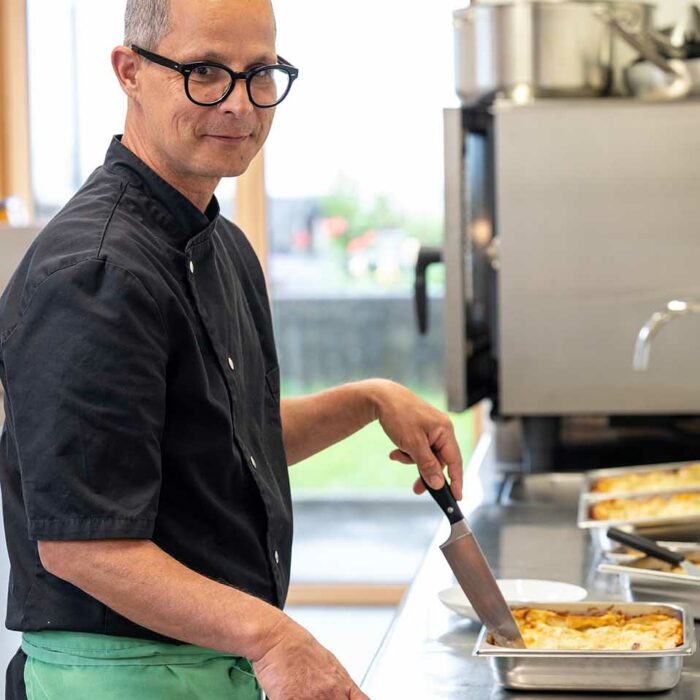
[348,685,370,699]
[388,449,414,465]
[446,459,463,501]
[411,438,445,490]
[391,438,462,499]
[431,426,464,500]
[437,442,463,500]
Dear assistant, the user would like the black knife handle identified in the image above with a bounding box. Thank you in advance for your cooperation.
[607,527,684,566]
[421,476,464,525]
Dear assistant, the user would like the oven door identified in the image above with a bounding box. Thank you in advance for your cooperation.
[443,107,497,412]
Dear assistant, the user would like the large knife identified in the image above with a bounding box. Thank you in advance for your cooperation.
[423,477,525,648]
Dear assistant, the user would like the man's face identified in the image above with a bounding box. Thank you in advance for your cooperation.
[135,0,277,181]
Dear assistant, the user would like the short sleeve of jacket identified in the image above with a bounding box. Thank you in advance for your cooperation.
[1,258,167,541]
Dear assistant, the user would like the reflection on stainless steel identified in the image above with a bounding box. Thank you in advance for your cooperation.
[500,472,584,507]
[633,300,700,371]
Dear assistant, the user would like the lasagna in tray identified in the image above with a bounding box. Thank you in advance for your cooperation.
[489,608,683,651]
[590,492,700,522]
[591,464,700,494]
[629,552,700,576]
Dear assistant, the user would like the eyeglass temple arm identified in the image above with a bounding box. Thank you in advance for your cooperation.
[131,45,184,72]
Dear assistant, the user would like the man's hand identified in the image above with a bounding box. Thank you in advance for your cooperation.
[369,380,463,500]
[252,616,369,700]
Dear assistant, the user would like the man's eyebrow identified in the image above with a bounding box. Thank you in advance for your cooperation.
[181,51,278,67]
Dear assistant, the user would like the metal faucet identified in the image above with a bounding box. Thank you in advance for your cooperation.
[633,300,700,371]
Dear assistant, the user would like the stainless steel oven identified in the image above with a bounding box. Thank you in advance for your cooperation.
[419,99,700,471]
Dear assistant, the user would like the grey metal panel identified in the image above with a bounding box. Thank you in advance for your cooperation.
[0,226,40,416]
[495,100,700,414]
[443,109,469,412]
[0,226,40,292]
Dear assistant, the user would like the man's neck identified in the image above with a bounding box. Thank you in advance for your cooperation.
[121,129,218,214]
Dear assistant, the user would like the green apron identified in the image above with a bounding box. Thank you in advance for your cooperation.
[21,631,262,700]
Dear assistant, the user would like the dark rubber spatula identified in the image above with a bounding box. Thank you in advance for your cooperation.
[607,527,700,577]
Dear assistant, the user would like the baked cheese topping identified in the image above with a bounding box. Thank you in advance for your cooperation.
[592,464,700,494]
[590,492,700,522]
[498,608,683,651]
[631,553,700,576]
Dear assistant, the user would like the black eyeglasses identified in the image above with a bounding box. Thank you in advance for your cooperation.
[131,45,299,108]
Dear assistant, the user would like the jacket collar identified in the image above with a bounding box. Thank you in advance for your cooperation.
[103,136,220,246]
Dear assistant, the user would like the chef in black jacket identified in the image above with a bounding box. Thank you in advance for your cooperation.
[0,0,464,698]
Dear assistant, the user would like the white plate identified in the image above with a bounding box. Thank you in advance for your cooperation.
[438,579,588,619]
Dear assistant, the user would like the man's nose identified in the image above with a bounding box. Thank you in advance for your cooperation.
[218,79,255,117]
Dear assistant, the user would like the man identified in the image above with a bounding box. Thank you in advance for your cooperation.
[0,0,463,697]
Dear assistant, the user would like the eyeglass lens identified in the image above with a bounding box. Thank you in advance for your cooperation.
[187,65,291,106]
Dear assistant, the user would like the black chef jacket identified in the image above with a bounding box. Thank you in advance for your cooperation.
[0,136,293,644]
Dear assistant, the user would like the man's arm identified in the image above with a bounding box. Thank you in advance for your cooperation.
[38,540,368,700]
[281,378,463,500]
[281,381,376,466]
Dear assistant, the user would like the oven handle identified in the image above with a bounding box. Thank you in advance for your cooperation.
[414,246,443,335]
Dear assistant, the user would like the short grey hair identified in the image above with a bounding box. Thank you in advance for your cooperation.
[124,0,172,50]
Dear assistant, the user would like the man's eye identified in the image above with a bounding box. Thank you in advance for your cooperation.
[189,65,226,84]
[253,69,273,81]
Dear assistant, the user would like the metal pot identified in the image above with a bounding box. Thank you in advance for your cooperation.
[626,57,700,99]
[604,13,696,100]
[454,0,655,104]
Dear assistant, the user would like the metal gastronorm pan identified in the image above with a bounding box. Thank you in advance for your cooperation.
[583,462,700,496]
[473,601,695,692]
[599,548,700,620]
[577,487,700,539]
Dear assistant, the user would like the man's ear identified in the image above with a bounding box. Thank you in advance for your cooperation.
[112,46,142,102]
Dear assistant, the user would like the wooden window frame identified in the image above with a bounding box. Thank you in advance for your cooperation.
[235,150,268,274]
[0,0,32,217]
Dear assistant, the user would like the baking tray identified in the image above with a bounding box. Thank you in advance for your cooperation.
[592,525,700,554]
[599,547,700,620]
[604,540,699,565]
[473,602,695,692]
[577,487,700,538]
[583,461,700,496]
[598,562,700,587]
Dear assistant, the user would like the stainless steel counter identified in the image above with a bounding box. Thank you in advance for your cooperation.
[361,436,700,699]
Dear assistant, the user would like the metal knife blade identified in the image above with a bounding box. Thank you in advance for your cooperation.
[421,476,525,648]
[441,519,525,648]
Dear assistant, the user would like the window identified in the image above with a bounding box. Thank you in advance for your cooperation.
[266,1,472,491]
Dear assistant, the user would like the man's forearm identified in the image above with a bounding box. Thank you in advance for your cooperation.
[38,539,285,661]
[281,379,385,465]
